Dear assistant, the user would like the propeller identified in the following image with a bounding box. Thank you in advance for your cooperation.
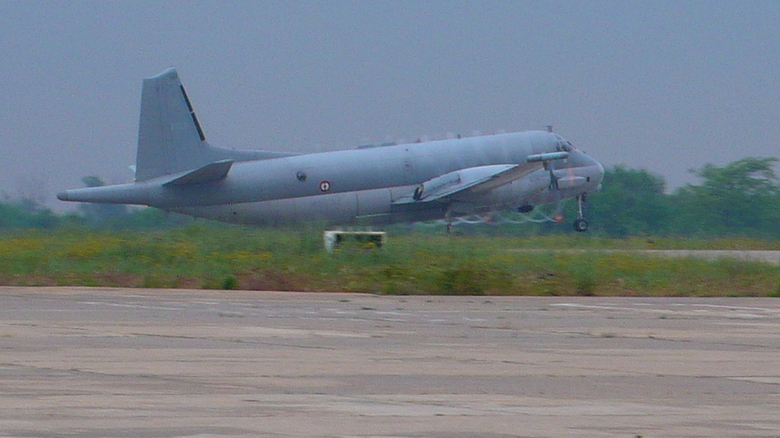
[546,160,565,223]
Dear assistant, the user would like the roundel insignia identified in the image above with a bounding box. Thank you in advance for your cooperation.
[319,180,331,192]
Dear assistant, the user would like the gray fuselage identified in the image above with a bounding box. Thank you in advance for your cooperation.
[167,131,603,225]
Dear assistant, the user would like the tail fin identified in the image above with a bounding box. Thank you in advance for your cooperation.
[135,68,294,182]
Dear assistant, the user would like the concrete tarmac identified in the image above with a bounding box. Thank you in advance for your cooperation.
[1,287,780,437]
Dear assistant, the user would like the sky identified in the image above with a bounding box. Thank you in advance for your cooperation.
[1,0,778,210]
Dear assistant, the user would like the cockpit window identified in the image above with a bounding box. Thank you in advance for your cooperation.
[555,135,573,152]
[549,133,576,152]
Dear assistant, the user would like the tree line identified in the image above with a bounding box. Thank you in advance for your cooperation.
[1,157,778,239]
[586,157,780,239]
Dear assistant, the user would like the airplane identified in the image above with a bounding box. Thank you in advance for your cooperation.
[58,68,604,231]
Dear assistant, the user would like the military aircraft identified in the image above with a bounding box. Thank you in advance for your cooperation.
[58,68,604,231]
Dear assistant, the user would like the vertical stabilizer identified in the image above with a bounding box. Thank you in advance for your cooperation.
[135,68,295,182]
[136,68,211,181]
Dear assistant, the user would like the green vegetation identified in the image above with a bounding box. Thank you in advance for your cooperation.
[0,225,779,296]
[587,157,780,239]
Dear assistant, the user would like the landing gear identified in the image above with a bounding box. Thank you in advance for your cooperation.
[573,218,588,232]
[573,194,589,232]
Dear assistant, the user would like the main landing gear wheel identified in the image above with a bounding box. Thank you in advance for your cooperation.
[573,193,589,232]
[573,218,588,232]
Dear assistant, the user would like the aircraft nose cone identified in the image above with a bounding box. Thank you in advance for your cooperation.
[56,191,70,201]
[595,160,605,184]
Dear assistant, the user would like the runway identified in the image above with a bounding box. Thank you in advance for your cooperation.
[1,287,780,437]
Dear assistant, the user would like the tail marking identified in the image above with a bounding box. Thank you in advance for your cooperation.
[180,85,205,141]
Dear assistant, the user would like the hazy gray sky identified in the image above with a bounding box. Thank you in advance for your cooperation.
[1,1,778,209]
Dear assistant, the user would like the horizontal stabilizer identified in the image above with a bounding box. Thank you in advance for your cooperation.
[163,159,234,187]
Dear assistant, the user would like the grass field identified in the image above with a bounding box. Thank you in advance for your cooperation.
[1,224,779,296]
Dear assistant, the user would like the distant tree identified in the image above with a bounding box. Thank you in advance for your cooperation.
[0,202,59,229]
[586,166,674,237]
[671,157,780,238]
[0,176,57,230]
[12,175,49,213]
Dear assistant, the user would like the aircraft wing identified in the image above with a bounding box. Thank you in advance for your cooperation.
[394,151,568,205]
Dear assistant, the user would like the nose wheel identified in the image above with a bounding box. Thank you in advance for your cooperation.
[573,194,589,232]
